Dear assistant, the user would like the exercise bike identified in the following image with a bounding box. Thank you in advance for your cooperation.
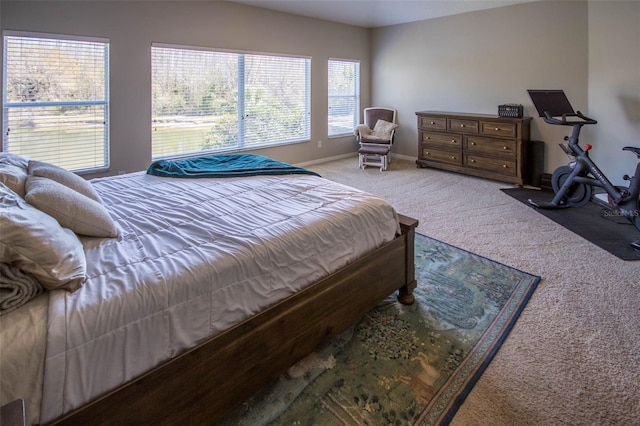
[526,90,640,250]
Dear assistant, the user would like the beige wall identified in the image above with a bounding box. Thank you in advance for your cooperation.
[0,1,370,176]
[371,0,590,174]
[372,0,640,183]
[588,0,640,186]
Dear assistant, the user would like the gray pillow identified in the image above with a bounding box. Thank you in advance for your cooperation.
[372,119,398,140]
[0,183,86,292]
[0,163,27,198]
[0,152,29,169]
[28,160,103,204]
[25,176,119,238]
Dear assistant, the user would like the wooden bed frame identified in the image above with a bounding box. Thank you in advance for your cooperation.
[49,214,418,425]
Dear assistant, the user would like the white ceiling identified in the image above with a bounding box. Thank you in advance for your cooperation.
[225,0,534,28]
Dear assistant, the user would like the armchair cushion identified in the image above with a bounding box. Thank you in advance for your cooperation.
[372,119,398,140]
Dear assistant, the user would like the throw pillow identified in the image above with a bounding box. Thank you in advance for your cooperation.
[0,183,87,292]
[0,152,29,169]
[28,160,104,204]
[25,176,119,238]
[0,163,28,198]
[372,119,398,140]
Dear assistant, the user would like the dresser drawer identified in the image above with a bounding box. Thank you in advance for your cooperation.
[465,154,517,175]
[421,146,462,166]
[421,131,462,148]
[448,118,478,134]
[465,136,517,158]
[480,121,516,138]
[418,116,447,131]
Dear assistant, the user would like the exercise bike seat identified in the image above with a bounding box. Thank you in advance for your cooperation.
[623,146,640,158]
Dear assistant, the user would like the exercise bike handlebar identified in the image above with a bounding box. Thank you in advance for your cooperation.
[543,110,598,126]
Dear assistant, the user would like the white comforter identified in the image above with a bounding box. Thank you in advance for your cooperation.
[40,172,399,423]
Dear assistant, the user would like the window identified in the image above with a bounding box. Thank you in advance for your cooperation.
[3,32,110,171]
[151,45,311,159]
[328,59,360,137]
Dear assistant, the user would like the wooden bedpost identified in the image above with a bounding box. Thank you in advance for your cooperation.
[398,214,418,305]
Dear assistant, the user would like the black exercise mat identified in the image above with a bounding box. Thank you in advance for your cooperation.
[501,187,640,261]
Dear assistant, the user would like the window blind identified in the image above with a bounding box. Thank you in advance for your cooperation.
[328,59,360,137]
[151,45,311,159]
[3,33,109,171]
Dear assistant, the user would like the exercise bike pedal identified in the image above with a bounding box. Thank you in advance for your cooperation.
[527,199,570,209]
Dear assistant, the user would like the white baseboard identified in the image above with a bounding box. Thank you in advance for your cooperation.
[392,153,417,162]
[295,153,355,167]
[296,152,417,167]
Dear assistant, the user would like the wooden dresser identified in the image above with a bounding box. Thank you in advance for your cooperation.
[416,111,531,185]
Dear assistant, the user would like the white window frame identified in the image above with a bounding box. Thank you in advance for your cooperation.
[151,44,311,160]
[2,31,110,172]
[328,59,360,138]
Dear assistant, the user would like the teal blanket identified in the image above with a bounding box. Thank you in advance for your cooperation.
[147,154,320,178]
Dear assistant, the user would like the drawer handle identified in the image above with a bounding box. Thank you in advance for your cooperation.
[470,159,476,163]
[460,124,465,128]
[470,142,476,146]
[451,156,456,160]
[503,146,508,150]
[503,164,508,168]
[425,151,430,155]
[451,139,456,143]
[430,121,435,124]
[495,127,500,131]
[426,136,430,140]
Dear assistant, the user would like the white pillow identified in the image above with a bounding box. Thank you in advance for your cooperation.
[0,153,29,197]
[0,163,27,198]
[0,152,29,169]
[25,176,119,238]
[28,160,103,204]
[372,119,398,140]
[0,183,86,292]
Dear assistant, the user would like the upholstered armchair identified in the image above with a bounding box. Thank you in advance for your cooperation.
[354,107,397,171]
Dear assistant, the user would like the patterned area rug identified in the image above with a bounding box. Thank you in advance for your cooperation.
[219,234,540,426]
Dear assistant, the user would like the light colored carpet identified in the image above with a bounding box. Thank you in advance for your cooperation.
[308,157,640,426]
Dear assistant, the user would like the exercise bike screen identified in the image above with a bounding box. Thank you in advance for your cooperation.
[527,90,575,117]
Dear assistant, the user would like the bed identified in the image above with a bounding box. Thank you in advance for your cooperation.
[0,154,417,425]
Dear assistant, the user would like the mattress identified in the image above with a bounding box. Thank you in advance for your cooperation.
[0,293,48,426]
[37,172,399,424]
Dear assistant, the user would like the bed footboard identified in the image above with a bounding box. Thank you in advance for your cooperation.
[49,214,418,426]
